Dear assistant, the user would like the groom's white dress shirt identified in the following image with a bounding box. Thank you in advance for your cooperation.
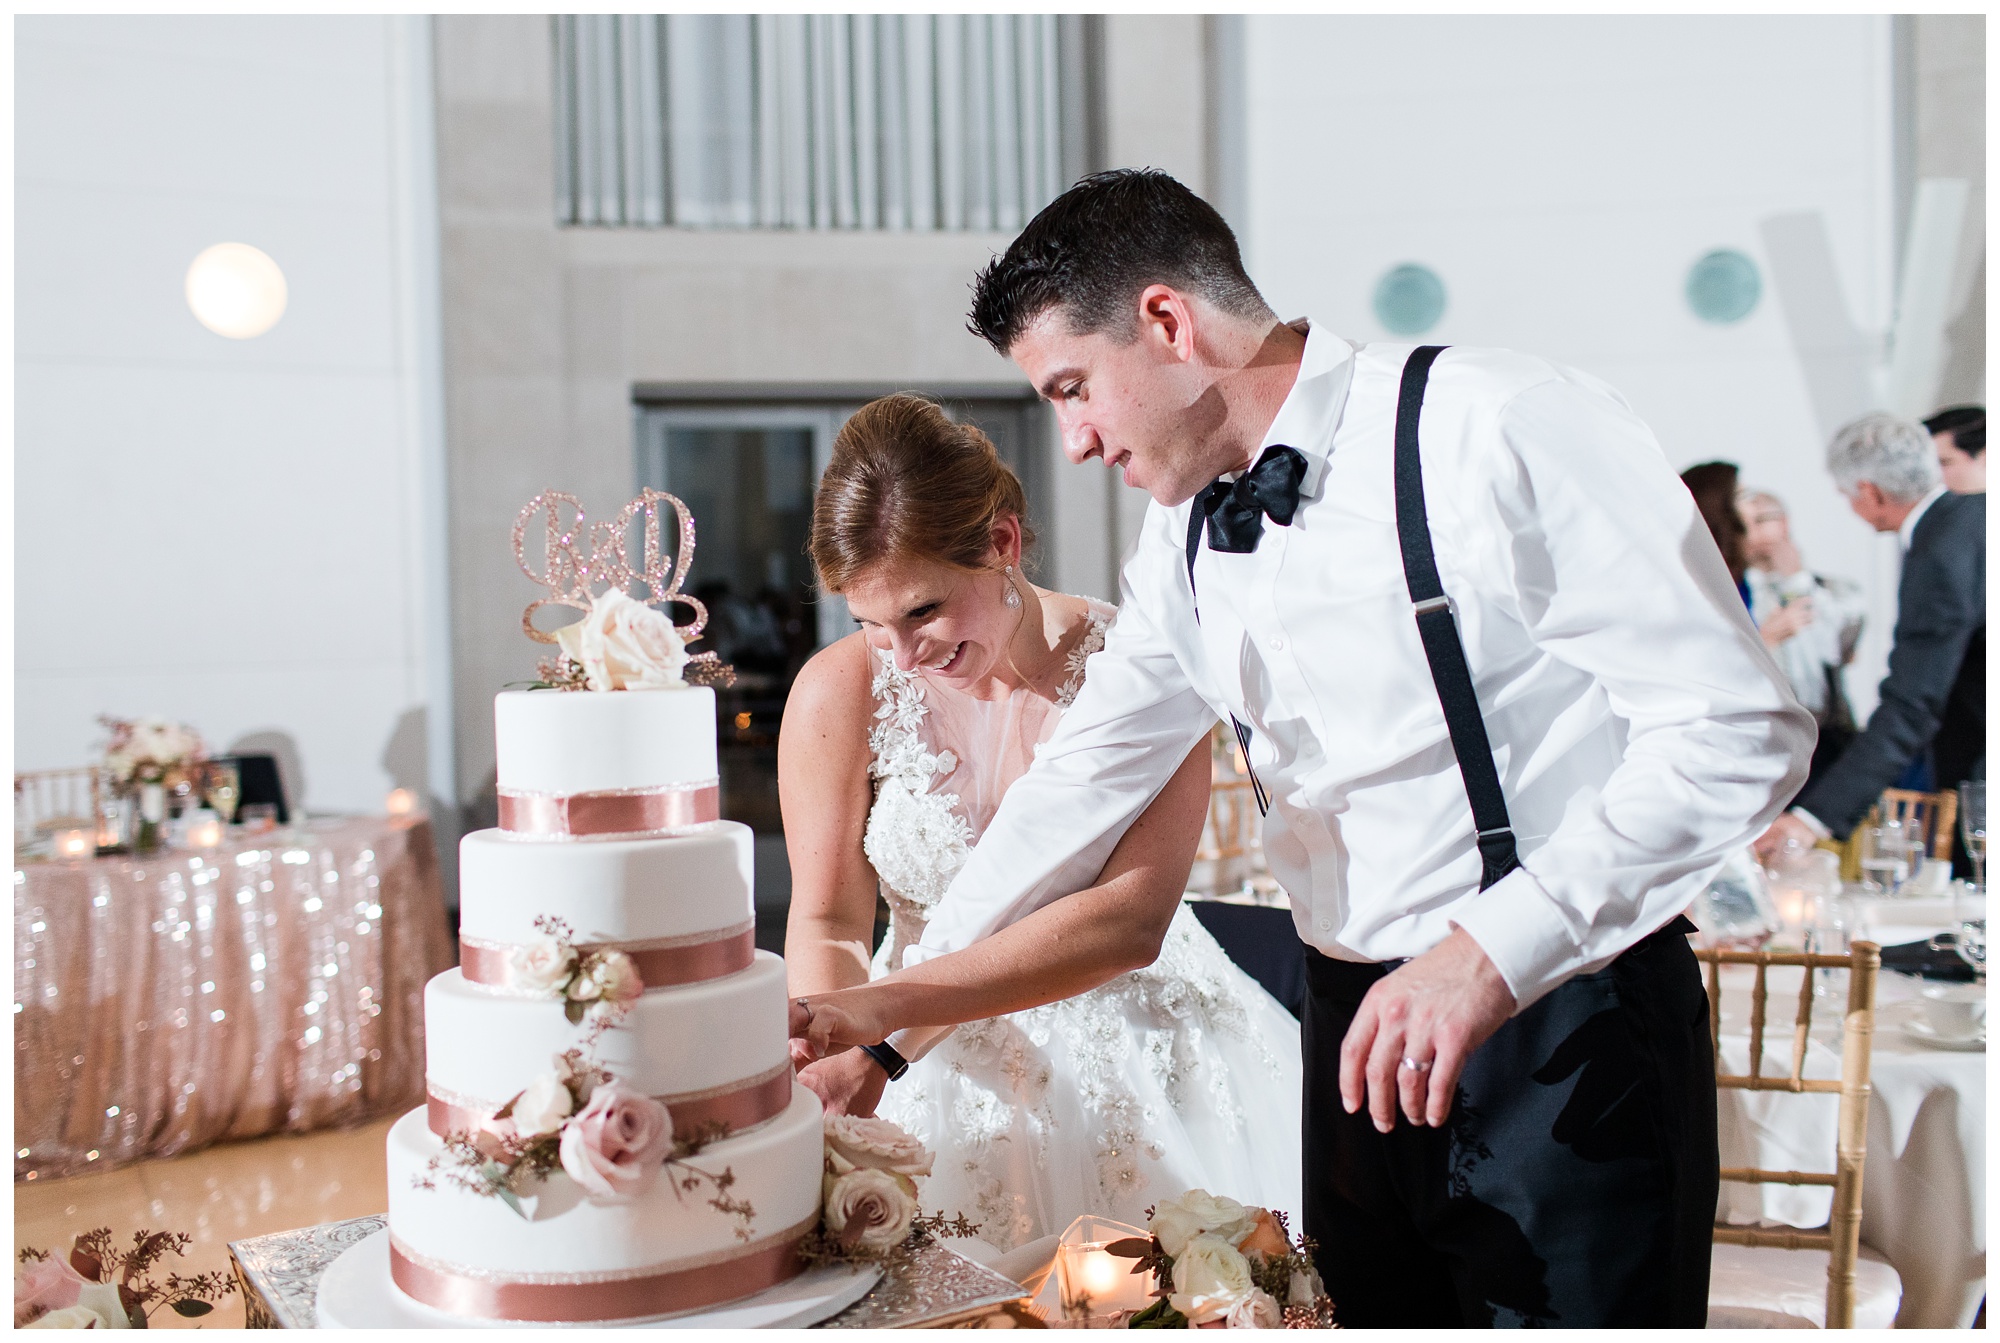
[905,326,1814,1010]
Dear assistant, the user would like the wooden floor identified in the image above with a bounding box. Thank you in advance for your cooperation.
[15,1115,397,1329]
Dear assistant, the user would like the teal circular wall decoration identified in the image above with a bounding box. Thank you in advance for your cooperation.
[1685,249,1761,324]
[1372,264,1447,336]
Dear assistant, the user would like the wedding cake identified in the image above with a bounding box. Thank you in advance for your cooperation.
[381,491,824,1324]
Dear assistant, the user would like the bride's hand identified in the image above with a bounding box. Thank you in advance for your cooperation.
[797,1048,887,1118]
[790,991,886,1059]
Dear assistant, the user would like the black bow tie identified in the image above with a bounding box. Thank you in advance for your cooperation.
[1195,446,1308,553]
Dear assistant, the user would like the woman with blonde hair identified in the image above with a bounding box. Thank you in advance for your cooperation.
[781,393,1301,1249]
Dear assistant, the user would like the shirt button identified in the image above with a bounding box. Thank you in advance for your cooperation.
[1317,918,1332,932]
[1269,636,1286,652]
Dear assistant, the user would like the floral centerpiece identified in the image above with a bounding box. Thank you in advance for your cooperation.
[510,916,646,1025]
[16,1229,237,1328]
[1109,1190,1335,1329]
[417,913,753,1230]
[97,717,207,852]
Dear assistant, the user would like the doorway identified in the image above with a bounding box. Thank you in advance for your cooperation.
[635,390,1048,943]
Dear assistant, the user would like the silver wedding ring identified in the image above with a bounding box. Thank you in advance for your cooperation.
[1400,1057,1433,1074]
[796,997,813,1021]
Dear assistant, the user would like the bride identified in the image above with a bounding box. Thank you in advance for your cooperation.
[781,394,1301,1250]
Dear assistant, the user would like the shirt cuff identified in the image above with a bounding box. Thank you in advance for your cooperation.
[1449,866,1578,1013]
[1789,807,1831,840]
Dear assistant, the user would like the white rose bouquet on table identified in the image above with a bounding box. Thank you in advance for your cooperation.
[98,716,206,794]
[1110,1190,1335,1329]
[15,1228,237,1327]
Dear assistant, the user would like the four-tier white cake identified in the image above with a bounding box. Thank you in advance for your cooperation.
[383,685,824,1324]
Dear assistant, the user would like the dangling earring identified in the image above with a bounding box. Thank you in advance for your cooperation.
[1003,564,1022,609]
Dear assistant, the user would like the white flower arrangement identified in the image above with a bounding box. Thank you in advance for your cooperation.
[511,916,646,1024]
[415,911,752,1232]
[1110,1189,1335,1329]
[97,716,206,792]
[553,588,691,692]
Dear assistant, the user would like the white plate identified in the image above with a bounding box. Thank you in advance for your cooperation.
[1898,1017,1986,1051]
[313,1229,882,1329]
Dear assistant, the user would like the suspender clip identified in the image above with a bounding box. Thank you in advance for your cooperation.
[1477,826,1514,841]
[1413,595,1452,617]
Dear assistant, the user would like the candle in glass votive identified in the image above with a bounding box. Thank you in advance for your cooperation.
[53,828,92,859]
[185,811,223,849]
[385,788,417,818]
[1773,886,1807,929]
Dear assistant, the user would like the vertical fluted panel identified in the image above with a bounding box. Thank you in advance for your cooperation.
[552,12,1067,231]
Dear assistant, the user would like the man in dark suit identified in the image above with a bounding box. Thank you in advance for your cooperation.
[1757,412,1986,859]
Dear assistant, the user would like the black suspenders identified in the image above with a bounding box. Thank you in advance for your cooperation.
[1394,347,1521,891]
[1184,345,1521,891]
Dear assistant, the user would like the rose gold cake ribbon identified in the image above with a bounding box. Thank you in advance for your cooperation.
[428,1062,794,1145]
[497,781,720,837]
[389,1213,818,1322]
[458,923,756,991]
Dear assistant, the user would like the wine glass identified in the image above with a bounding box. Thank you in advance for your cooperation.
[205,760,241,825]
[1959,781,1985,894]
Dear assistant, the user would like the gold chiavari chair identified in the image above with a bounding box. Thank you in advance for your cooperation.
[14,767,103,846]
[1698,941,1901,1328]
[1826,786,1961,882]
[1190,725,1263,900]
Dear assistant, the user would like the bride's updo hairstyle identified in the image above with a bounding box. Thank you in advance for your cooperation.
[810,394,1035,594]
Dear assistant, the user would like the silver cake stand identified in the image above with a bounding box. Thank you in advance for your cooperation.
[232,1215,1036,1329]
[313,1229,880,1329]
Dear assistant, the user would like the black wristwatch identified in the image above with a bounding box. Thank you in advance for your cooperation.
[858,1040,909,1081]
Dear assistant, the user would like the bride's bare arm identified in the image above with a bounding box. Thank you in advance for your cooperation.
[795,738,1211,1053]
[778,635,881,999]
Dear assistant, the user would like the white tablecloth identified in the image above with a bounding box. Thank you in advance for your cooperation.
[1714,895,1985,1328]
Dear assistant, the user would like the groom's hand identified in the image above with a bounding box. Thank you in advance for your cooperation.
[1339,928,1515,1131]
[798,1048,887,1118]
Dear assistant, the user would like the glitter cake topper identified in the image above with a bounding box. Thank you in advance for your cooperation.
[513,488,709,645]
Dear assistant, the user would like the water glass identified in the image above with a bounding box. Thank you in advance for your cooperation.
[1960,781,1986,894]
[1859,821,1914,894]
[1926,919,1985,982]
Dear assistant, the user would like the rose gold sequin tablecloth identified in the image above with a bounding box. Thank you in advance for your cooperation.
[15,817,453,1181]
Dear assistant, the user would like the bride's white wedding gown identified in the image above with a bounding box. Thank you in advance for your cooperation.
[861,599,1303,1250]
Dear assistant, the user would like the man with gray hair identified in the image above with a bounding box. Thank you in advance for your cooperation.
[1757,411,1986,858]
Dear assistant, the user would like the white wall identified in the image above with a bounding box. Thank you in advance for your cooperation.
[1238,15,1904,716]
[14,16,449,814]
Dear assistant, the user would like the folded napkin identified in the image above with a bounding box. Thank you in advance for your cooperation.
[1879,937,1978,982]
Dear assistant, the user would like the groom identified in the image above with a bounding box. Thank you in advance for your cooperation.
[887,170,1811,1326]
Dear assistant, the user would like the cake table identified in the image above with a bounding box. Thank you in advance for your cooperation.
[229,1215,1041,1328]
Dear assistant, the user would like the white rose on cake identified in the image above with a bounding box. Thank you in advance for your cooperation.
[823,1114,934,1178]
[822,1167,918,1252]
[509,935,575,996]
[555,589,690,692]
[509,1070,575,1136]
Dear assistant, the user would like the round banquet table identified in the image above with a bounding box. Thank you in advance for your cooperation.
[1713,892,1985,1328]
[14,815,453,1182]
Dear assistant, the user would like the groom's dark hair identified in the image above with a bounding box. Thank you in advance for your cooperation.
[967,168,1274,354]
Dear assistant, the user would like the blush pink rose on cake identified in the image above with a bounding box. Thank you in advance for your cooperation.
[559,1083,674,1200]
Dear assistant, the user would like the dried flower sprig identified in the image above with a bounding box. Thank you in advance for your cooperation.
[16,1228,238,1327]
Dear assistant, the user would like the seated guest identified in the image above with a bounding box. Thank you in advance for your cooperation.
[1681,460,1751,606]
[1757,413,1985,862]
[1738,489,1865,789]
[1924,404,1984,494]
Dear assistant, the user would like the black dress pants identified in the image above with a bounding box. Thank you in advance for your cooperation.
[1301,922,1718,1328]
